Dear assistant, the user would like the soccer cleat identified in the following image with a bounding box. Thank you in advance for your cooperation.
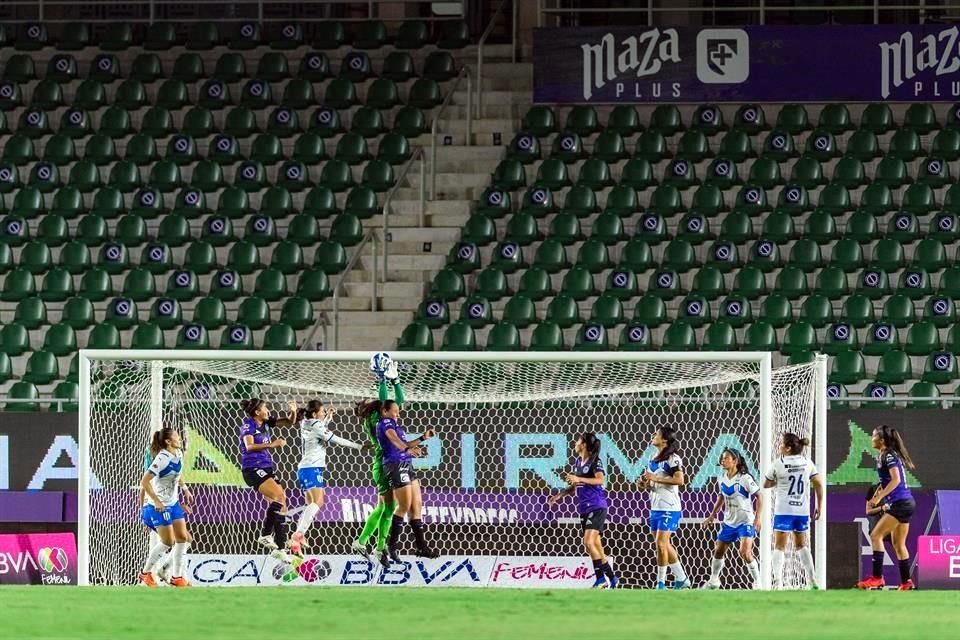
[897,580,915,591]
[169,576,190,588]
[270,549,292,564]
[157,566,171,585]
[656,581,666,590]
[351,539,373,560]
[809,584,821,591]
[856,576,885,590]
[591,575,608,589]
[139,571,157,587]
[387,545,402,564]
[701,580,721,590]
[378,549,391,569]
[607,576,619,590]
[414,546,440,559]
[257,535,279,552]
[672,579,690,589]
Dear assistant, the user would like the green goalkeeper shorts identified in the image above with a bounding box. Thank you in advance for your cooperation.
[372,462,390,495]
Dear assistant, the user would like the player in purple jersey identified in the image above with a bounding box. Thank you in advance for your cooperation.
[547,433,618,589]
[239,398,299,562]
[376,400,438,561]
[857,424,917,591]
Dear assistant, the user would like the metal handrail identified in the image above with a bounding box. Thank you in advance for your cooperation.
[299,310,329,352]
[381,146,426,285]
[476,0,513,120]
[430,65,473,200]
[330,230,378,350]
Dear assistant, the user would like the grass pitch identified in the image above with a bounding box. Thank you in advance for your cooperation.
[2,587,957,639]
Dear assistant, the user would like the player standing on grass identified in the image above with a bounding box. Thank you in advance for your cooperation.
[239,398,301,565]
[139,427,193,587]
[857,425,917,591]
[547,433,618,589]
[639,426,689,589]
[140,442,173,584]
[702,448,763,589]
[377,398,439,561]
[763,432,823,589]
[351,361,405,567]
[290,400,368,554]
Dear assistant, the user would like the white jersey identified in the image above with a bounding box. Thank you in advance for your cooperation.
[298,417,362,469]
[146,449,183,507]
[765,454,818,517]
[648,453,683,512]
[718,472,760,527]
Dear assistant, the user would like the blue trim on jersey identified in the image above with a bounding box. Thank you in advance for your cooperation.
[141,502,185,531]
[717,523,756,544]
[649,510,681,532]
[773,514,810,532]
[297,467,326,490]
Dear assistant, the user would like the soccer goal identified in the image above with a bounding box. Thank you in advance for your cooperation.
[77,350,827,589]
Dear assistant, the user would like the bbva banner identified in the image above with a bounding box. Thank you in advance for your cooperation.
[183,554,602,588]
[534,25,960,103]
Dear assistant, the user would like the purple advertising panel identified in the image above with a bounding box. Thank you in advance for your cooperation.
[0,532,77,585]
[534,25,960,103]
[918,536,960,589]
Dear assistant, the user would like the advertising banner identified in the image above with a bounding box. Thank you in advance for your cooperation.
[0,532,77,585]
[534,25,960,103]
[917,536,960,589]
[181,554,596,588]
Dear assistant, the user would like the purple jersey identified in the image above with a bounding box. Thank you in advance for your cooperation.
[376,417,410,465]
[573,456,607,514]
[240,416,276,470]
[878,450,913,502]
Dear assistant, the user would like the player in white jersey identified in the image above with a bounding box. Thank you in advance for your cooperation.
[289,400,367,555]
[702,448,763,589]
[763,432,823,589]
[140,427,193,587]
[139,444,174,584]
[638,426,689,589]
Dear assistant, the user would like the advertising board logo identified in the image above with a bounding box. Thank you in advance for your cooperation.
[37,547,68,573]
[696,29,749,84]
[879,27,960,99]
[580,29,680,100]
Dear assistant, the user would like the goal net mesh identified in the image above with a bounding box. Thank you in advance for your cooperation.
[83,355,820,589]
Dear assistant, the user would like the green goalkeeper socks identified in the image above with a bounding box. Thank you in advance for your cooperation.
[376,504,396,551]
[357,503,384,545]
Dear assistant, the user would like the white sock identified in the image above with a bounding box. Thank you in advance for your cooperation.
[656,565,667,583]
[669,561,687,582]
[710,558,725,582]
[799,547,816,585]
[296,503,321,535]
[746,559,760,585]
[142,542,170,573]
[771,550,785,586]
[171,541,190,578]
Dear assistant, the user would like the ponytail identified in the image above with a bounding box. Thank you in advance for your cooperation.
[150,427,175,457]
[720,447,750,477]
[297,399,324,422]
[876,424,916,470]
[243,397,265,418]
[653,427,680,463]
[782,433,810,456]
[578,432,601,463]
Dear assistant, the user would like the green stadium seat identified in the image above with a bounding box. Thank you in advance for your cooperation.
[804,209,838,244]
[804,130,839,161]
[822,322,859,354]
[762,211,796,243]
[629,294,664,328]
[561,266,597,301]
[39,266,74,301]
[663,159,699,190]
[862,322,899,355]
[817,265,850,300]
[829,350,866,384]
[590,293,624,328]
[799,294,834,327]
[662,321,697,351]
[573,323,610,351]
[41,322,77,357]
[903,103,938,134]
[416,297,449,329]
[600,105,639,137]
[439,321,475,351]
[688,266,725,300]
[875,350,913,385]
[272,23,305,50]
[527,322,564,351]
[917,156,951,188]
[303,186,339,219]
[858,103,893,133]
[898,267,933,300]
[395,322,431,351]
[649,105,683,136]
[691,105,726,134]
[925,294,956,328]
[855,266,890,299]
[882,294,916,327]
[677,294,710,327]
[759,293,794,328]
[776,104,811,134]
[647,268,681,300]
[253,268,288,302]
[14,296,46,330]
[62,295,97,330]
[731,265,767,299]
[174,323,210,349]
[762,129,797,161]
[871,238,906,272]
[907,382,941,409]
[903,320,941,357]
[702,320,738,351]
[790,157,826,190]
[831,157,868,189]
[635,130,669,163]
[6,381,40,411]
[1,267,36,301]
[782,321,819,354]
[748,238,782,272]
[616,238,652,273]
[818,103,854,134]
[59,240,91,274]
[192,296,228,330]
[561,186,597,220]
[20,240,52,274]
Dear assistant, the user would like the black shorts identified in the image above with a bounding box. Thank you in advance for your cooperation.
[384,461,417,489]
[580,509,607,533]
[884,498,915,524]
[242,467,275,489]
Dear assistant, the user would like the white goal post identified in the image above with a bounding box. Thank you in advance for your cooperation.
[77,350,827,589]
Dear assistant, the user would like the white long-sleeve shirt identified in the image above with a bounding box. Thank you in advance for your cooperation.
[298,418,362,469]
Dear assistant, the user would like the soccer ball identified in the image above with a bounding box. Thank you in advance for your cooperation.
[370,352,393,376]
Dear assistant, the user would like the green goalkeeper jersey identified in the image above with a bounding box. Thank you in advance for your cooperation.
[365,379,404,464]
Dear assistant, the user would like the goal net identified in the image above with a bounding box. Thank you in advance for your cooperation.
[78,351,826,589]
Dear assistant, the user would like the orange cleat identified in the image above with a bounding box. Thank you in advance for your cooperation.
[139,572,157,587]
[897,579,915,591]
[856,576,885,590]
[169,576,190,588]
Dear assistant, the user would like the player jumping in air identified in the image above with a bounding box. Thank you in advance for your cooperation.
[702,448,763,589]
[857,425,917,591]
[547,433,618,589]
[290,400,368,555]
[139,427,193,587]
[639,426,689,589]
[377,399,439,561]
[351,364,405,567]
[239,398,301,566]
[763,432,823,590]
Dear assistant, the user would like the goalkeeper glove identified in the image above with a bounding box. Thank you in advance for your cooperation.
[384,360,400,382]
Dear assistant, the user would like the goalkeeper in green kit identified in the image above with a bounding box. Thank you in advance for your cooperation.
[351,356,404,568]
